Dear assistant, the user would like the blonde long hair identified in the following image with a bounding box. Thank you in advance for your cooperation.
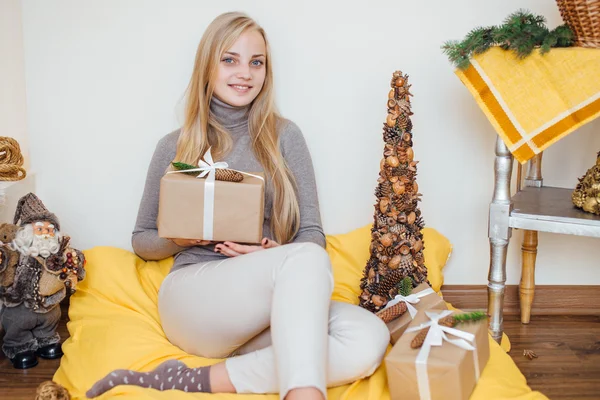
[174,12,300,244]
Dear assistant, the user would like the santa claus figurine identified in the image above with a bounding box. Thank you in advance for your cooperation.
[0,193,85,369]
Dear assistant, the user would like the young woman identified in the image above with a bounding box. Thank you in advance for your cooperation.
[87,11,389,400]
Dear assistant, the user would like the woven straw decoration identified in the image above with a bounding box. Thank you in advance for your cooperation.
[556,0,600,48]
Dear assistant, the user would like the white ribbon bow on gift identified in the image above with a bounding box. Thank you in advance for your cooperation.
[166,147,230,178]
[381,288,436,318]
[196,147,230,179]
[167,147,263,240]
[405,310,479,400]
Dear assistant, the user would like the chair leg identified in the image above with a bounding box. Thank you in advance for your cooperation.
[520,230,538,324]
[487,136,514,343]
[488,238,509,343]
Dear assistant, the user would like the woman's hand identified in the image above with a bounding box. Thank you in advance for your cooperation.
[169,238,213,247]
[214,237,279,257]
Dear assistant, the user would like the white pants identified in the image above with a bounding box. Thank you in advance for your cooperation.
[158,242,390,399]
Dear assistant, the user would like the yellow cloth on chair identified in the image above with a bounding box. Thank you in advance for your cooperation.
[53,226,547,399]
[456,47,600,164]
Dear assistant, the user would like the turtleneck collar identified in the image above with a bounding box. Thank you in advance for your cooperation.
[209,96,250,129]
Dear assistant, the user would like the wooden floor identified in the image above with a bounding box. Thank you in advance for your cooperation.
[1,311,599,399]
[504,314,600,400]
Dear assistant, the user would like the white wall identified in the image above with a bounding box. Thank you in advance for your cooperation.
[19,0,600,285]
[1,0,29,169]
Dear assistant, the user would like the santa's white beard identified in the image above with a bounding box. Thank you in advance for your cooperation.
[13,224,62,258]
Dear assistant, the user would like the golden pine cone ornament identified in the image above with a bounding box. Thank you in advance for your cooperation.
[573,152,600,216]
[583,194,600,215]
[360,71,427,313]
[572,189,586,208]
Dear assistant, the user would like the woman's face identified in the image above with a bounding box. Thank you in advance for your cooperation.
[213,29,267,107]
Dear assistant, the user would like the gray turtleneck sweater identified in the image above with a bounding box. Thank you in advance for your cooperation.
[132,97,325,273]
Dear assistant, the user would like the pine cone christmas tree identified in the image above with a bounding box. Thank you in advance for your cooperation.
[359,71,428,313]
[572,152,600,215]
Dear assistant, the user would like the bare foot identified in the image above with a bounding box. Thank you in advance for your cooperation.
[286,387,325,400]
[209,362,236,393]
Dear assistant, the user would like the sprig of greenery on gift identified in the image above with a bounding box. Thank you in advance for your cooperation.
[396,277,414,297]
[452,311,487,325]
[442,9,574,70]
[172,161,200,177]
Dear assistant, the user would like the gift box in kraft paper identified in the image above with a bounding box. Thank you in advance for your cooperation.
[385,310,490,400]
[157,172,265,243]
[386,283,448,344]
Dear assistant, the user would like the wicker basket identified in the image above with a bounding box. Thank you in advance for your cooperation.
[556,0,600,48]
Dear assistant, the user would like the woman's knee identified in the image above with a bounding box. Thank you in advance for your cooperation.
[283,242,332,277]
[333,304,390,380]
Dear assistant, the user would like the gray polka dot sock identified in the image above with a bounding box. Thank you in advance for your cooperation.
[86,359,211,398]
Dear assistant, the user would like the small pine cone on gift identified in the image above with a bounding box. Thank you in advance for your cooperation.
[411,311,488,348]
[216,169,244,182]
[376,301,408,323]
[410,315,455,348]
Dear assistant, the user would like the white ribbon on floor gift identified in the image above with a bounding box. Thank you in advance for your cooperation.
[380,287,436,318]
[404,310,480,400]
[167,147,264,240]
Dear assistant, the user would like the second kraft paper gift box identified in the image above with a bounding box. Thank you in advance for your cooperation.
[385,310,490,400]
[157,170,265,244]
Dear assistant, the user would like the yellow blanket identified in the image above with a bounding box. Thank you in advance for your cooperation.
[53,226,547,399]
[456,47,600,164]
